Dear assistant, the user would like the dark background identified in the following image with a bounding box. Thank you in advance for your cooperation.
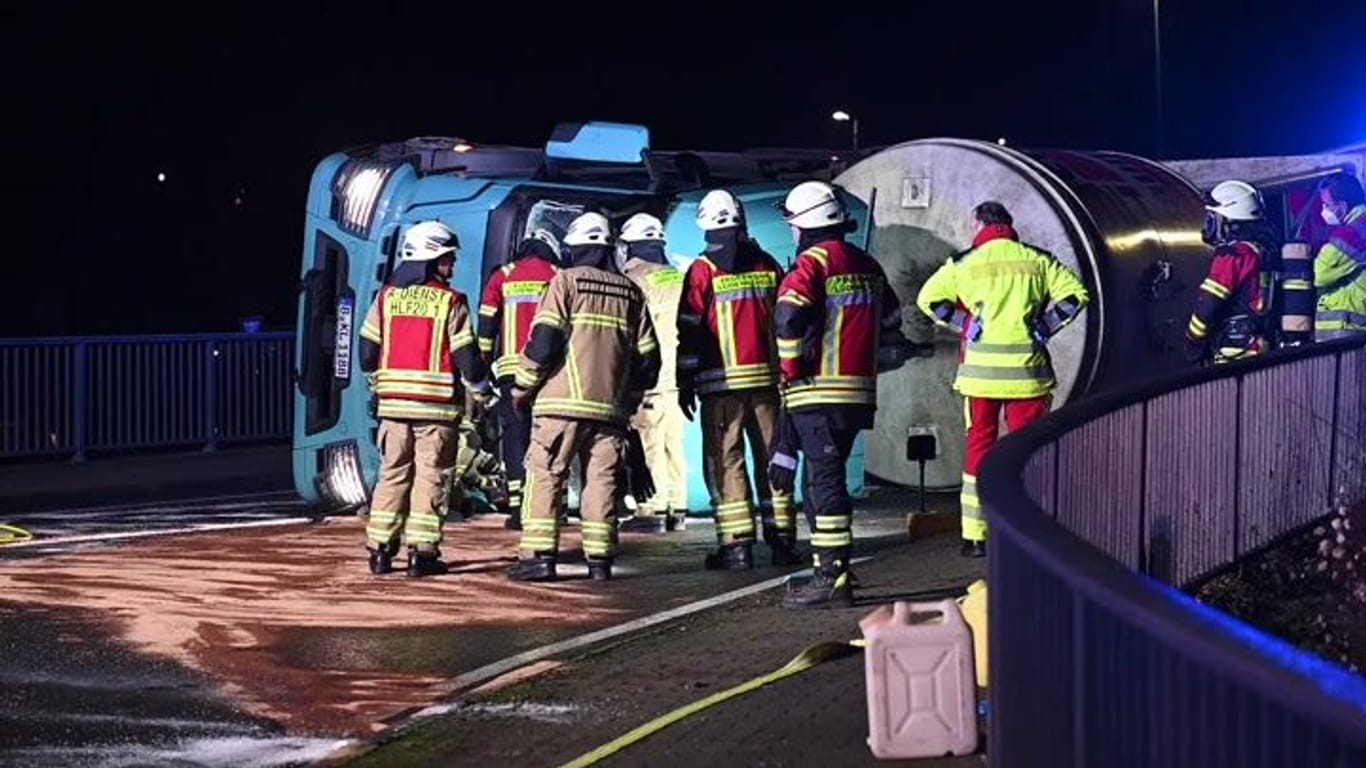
[4,2,1363,337]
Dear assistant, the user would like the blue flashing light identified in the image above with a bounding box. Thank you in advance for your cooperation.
[1153,578,1366,708]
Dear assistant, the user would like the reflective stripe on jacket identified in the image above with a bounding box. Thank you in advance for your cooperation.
[360,282,479,422]
[1186,240,1267,357]
[676,253,782,396]
[623,259,684,396]
[1315,205,1366,341]
[916,229,1090,399]
[775,239,901,411]
[477,258,558,380]
[515,267,661,424]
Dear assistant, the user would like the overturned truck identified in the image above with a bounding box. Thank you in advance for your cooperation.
[292,122,1364,507]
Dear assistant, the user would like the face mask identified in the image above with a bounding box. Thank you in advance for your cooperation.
[1322,206,1342,227]
[790,226,802,247]
[628,241,667,265]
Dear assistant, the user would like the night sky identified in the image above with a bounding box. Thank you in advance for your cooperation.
[4,2,1364,337]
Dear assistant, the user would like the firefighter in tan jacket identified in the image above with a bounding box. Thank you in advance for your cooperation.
[509,212,662,582]
[616,213,689,534]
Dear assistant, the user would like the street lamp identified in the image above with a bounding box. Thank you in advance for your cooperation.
[1152,0,1164,158]
[832,110,859,151]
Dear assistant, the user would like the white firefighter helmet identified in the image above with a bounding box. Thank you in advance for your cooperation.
[620,213,665,243]
[531,228,561,253]
[781,180,849,229]
[1205,180,1264,222]
[400,220,460,262]
[562,212,612,247]
[697,189,744,231]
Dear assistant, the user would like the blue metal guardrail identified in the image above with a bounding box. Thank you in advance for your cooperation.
[982,337,1366,768]
[0,333,294,461]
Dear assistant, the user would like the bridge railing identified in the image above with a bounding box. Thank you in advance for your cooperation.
[982,337,1366,768]
[0,333,295,461]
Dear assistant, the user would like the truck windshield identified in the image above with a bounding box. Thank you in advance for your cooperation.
[523,199,586,247]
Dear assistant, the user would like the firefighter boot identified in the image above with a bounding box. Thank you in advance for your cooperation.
[587,557,613,581]
[764,525,803,567]
[784,563,854,609]
[704,541,754,571]
[367,540,399,575]
[508,555,557,582]
[960,539,987,558]
[407,548,448,577]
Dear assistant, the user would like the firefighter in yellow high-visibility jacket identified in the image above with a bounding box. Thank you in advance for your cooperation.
[358,220,494,577]
[616,213,690,534]
[1313,174,1366,342]
[916,202,1089,558]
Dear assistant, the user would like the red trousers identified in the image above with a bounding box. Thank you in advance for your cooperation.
[961,395,1050,541]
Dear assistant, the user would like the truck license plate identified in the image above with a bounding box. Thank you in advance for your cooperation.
[334,295,354,380]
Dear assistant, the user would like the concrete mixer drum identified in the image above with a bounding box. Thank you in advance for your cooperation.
[836,139,1211,489]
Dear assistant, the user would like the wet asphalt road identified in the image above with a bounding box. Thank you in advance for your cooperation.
[0,478,966,767]
[0,491,311,558]
[1,447,329,766]
[0,603,346,768]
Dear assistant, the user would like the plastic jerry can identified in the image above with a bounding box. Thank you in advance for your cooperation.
[957,579,989,687]
[860,599,978,759]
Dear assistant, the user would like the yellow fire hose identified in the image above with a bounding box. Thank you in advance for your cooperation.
[0,523,33,545]
[558,638,865,768]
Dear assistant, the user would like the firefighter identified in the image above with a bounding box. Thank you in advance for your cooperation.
[441,392,508,521]
[1314,174,1366,341]
[477,229,560,530]
[678,189,796,570]
[917,201,1089,558]
[616,213,690,534]
[1185,180,1278,364]
[508,212,661,582]
[771,180,905,608]
[358,220,492,577]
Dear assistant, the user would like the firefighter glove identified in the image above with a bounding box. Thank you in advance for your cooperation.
[678,386,697,421]
[625,428,656,501]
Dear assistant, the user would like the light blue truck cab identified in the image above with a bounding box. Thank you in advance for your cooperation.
[292,122,869,514]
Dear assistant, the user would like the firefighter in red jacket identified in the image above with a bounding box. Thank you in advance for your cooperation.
[477,230,560,530]
[358,220,492,577]
[1186,180,1277,364]
[678,190,798,570]
[769,181,905,608]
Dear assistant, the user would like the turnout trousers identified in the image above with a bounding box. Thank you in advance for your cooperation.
[631,392,690,515]
[700,388,795,546]
[497,379,532,511]
[961,395,1050,542]
[792,411,860,576]
[368,418,459,550]
[519,416,627,561]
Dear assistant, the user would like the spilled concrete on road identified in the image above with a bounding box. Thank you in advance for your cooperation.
[0,488,953,765]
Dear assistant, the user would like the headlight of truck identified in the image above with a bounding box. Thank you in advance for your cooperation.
[317,440,369,508]
[332,159,398,239]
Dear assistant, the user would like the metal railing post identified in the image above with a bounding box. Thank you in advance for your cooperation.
[72,341,88,462]
[204,340,219,453]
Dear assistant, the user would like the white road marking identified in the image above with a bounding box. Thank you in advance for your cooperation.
[0,517,315,550]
